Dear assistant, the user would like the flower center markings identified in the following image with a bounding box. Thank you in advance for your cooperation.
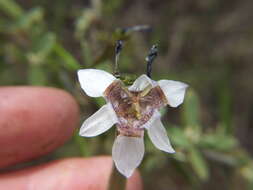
[104,80,167,137]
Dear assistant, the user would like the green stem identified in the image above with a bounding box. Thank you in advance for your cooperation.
[73,129,90,157]
[107,163,126,190]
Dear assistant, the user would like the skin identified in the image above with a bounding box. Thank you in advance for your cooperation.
[0,86,142,190]
[0,87,80,168]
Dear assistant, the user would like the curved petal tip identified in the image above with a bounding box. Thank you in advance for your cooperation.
[158,80,188,107]
[77,69,116,97]
[79,104,117,137]
[112,136,145,178]
[146,118,175,153]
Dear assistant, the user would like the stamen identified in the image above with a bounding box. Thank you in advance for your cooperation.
[114,40,123,78]
[140,84,153,97]
[145,45,158,78]
[133,102,142,120]
[121,85,133,98]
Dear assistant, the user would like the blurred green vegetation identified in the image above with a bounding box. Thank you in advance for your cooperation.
[1,0,253,189]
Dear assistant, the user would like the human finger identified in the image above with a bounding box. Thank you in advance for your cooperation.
[0,156,142,190]
[0,86,80,168]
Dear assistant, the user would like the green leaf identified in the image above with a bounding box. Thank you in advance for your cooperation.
[199,132,237,151]
[53,43,80,71]
[27,32,56,65]
[11,7,44,31]
[94,97,106,107]
[0,0,23,19]
[188,147,209,181]
[75,9,95,39]
[182,89,200,128]
[169,127,191,148]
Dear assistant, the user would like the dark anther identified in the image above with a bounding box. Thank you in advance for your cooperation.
[146,45,158,78]
[115,40,123,55]
[114,40,124,78]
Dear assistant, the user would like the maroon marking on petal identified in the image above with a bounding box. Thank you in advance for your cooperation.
[104,81,167,137]
[117,125,144,137]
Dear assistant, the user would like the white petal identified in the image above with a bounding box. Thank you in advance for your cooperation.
[112,135,144,178]
[79,104,118,137]
[128,74,156,91]
[146,118,175,153]
[158,80,188,107]
[77,69,116,97]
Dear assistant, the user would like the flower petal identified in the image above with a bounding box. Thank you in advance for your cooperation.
[158,80,188,107]
[79,103,118,137]
[128,74,155,91]
[112,135,144,178]
[77,69,116,97]
[146,118,175,153]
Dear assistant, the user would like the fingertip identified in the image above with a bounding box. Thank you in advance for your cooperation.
[0,86,80,168]
[126,169,143,190]
[0,156,142,190]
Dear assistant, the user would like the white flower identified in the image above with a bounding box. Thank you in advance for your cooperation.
[77,69,188,178]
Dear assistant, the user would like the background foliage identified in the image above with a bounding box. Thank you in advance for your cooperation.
[1,0,253,189]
